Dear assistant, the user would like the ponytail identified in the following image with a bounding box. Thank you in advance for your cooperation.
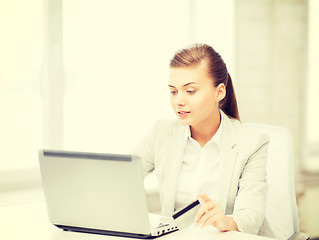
[219,73,240,121]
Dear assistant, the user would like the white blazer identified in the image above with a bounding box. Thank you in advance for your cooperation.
[133,111,272,235]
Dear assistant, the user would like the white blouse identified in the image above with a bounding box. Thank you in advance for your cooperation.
[175,115,223,210]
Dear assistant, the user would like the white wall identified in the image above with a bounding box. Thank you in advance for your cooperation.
[234,0,308,172]
[0,0,235,171]
[62,0,235,154]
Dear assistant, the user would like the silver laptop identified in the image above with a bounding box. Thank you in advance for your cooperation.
[38,149,178,238]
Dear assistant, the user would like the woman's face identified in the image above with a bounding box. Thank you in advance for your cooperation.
[168,61,225,127]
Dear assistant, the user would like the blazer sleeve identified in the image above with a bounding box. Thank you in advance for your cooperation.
[232,133,269,234]
[132,122,157,177]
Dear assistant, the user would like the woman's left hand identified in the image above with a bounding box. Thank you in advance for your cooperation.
[194,193,238,232]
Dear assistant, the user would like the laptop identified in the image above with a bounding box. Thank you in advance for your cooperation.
[39,149,180,238]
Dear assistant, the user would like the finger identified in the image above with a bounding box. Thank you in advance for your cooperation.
[202,209,222,227]
[196,209,211,226]
[205,214,230,231]
[203,214,219,228]
[194,204,208,222]
[194,201,217,222]
[196,193,210,203]
[197,207,220,226]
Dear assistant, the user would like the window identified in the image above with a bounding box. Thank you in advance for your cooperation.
[0,0,43,171]
[62,0,235,154]
[0,0,235,171]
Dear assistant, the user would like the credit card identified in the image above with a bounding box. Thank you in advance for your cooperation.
[172,200,201,229]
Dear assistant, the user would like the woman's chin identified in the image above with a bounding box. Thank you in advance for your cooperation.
[177,118,191,126]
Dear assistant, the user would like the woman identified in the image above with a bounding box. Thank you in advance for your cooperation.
[134,43,270,235]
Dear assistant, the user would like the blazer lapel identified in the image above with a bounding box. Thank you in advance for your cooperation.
[159,113,239,216]
[218,112,238,213]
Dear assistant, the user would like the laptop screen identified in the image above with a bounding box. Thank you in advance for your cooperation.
[39,149,152,235]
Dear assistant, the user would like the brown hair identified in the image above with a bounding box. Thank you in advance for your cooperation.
[169,43,240,120]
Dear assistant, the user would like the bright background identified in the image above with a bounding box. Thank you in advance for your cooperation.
[0,0,318,237]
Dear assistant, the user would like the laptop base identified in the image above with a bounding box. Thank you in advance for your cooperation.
[56,225,156,239]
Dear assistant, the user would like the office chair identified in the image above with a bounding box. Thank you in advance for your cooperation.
[246,123,309,240]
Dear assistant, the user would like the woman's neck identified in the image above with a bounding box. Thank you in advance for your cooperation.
[190,111,221,148]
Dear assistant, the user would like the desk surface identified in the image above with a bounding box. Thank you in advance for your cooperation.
[0,201,275,240]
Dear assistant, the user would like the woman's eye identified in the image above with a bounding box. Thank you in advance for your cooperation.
[187,90,196,94]
[170,90,177,95]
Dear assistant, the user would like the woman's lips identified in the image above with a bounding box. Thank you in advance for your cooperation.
[177,111,190,118]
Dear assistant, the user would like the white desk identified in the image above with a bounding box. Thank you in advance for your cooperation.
[0,201,275,240]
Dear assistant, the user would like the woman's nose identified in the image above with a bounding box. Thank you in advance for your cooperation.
[175,93,186,106]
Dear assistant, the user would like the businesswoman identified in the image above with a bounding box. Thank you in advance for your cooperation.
[134,43,271,236]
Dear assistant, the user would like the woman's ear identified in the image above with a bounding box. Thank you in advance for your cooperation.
[216,83,226,102]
